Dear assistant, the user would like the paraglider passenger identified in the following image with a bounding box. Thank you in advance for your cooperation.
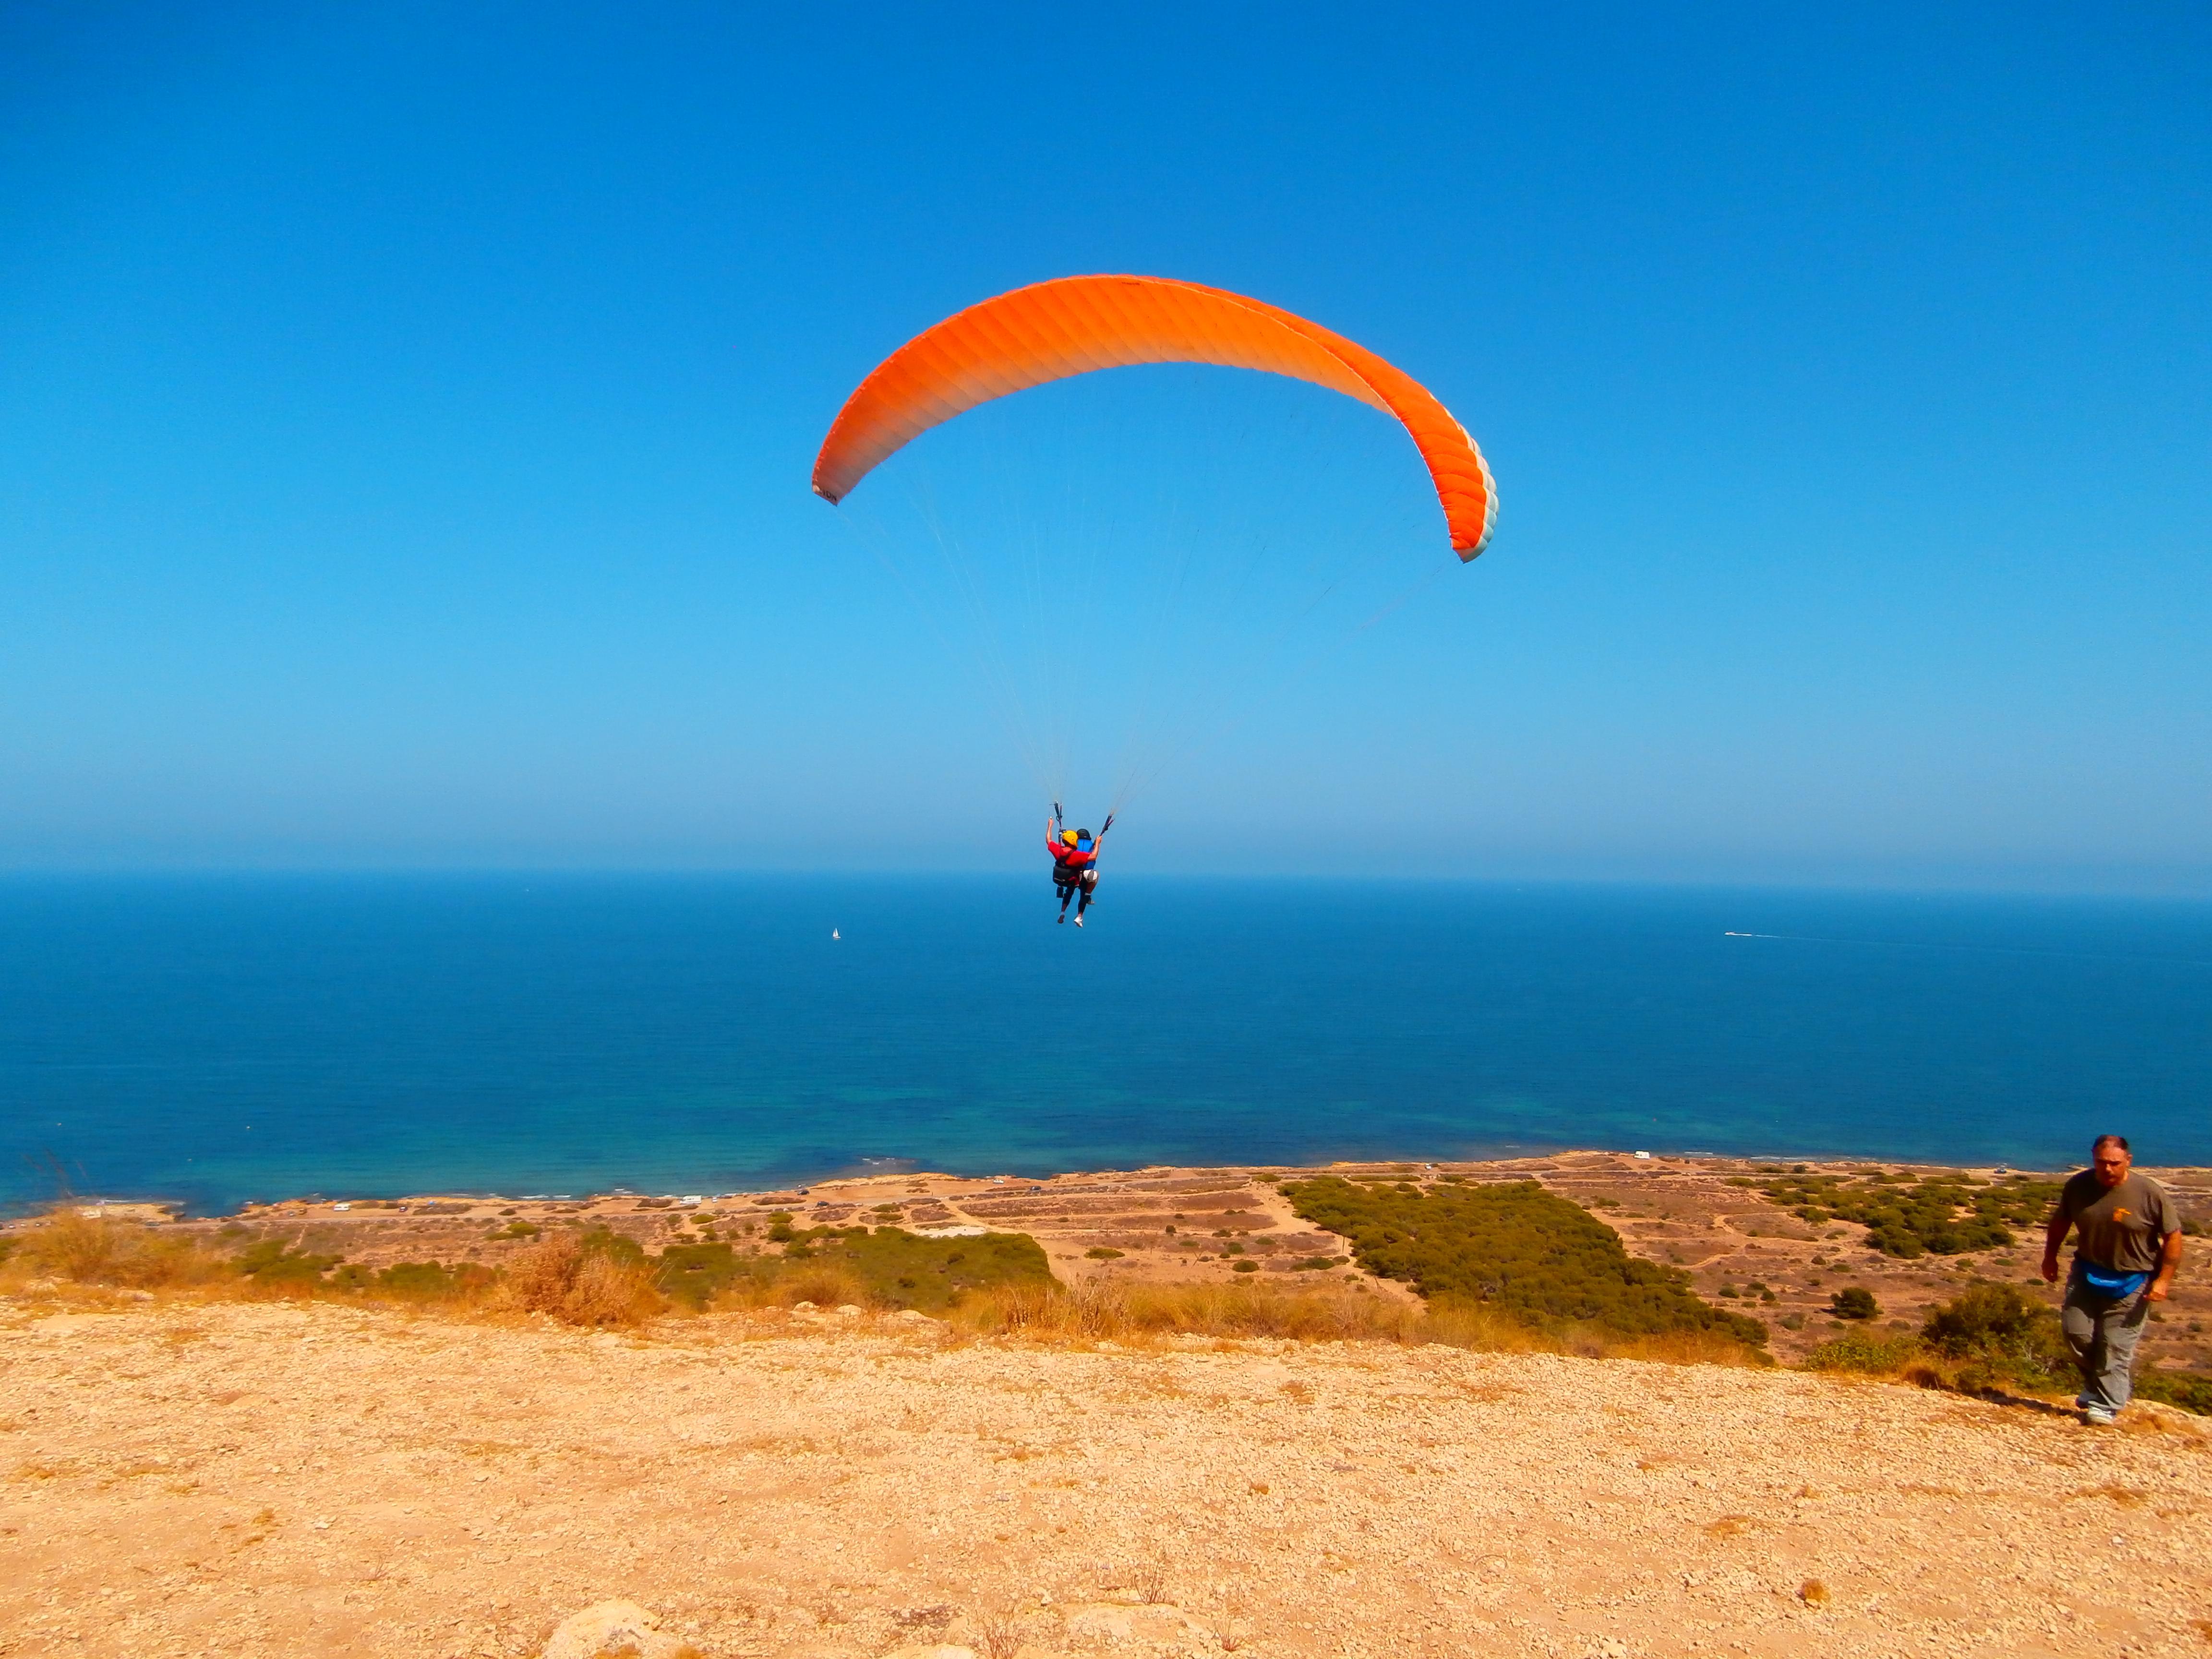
[1047,811,1108,926]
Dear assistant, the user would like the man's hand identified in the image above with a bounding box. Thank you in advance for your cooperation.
[2149,1228,2184,1301]
[2041,1253,2061,1285]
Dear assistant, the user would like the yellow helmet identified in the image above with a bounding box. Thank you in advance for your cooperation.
[1062,829,1080,846]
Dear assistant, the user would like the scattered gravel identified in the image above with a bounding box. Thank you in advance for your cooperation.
[2,1297,2208,1658]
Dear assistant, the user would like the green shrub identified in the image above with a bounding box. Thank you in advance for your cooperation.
[1084,1247,1124,1260]
[654,1226,1056,1313]
[2132,1369,2212,1416]
[232,1240,342,1285]
[370,1261,491,1300]
[577,1226,647,1266]
[654,1241,762,1310]
[1829,1287,1878,1321]
[1803,1330,1921,1372]
[1232,1260,1260,1274]
[814,1226,1052,1312]
[1280,1177,1766,1347]
[1746,1169,2063,1258]
[1917,1280,2071,1391]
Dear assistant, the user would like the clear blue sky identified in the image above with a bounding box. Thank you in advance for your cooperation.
[3,3,2207,888]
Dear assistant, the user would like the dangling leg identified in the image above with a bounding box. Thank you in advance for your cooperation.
[1057,879,1074,922]
[1074,873,1095,926]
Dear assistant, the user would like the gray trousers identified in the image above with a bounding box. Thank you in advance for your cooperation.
[2062,1264,2151,1411]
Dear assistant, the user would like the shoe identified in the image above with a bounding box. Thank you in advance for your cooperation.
[1057,914,1066,924]
[2083,1405,2115,1426]
[1073,915,1083,927]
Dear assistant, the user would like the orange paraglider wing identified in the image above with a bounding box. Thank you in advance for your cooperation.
[811,275,1497,559]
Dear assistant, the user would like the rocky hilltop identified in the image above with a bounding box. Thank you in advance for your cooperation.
[7,1152,2211,1657]
[3,1296,2210,1658]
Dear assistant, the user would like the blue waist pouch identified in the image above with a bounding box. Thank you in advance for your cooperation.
[2081,1262,2151,1298]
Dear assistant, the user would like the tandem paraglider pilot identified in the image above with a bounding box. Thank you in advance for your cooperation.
[2041,1134,2184,1426]
[1046,805,1110,927]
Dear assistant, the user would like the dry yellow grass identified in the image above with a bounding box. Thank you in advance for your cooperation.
[2,1208,230,1291]
[938,1278,1767,1366]
[0,1206,1768,1363]
[494,1232,665,1325]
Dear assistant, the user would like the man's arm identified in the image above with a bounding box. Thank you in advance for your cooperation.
[2149,1226,2184,1301]
[2041,1202,2073,1284]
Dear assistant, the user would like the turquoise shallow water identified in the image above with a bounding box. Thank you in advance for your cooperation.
[2,875,2208,1214]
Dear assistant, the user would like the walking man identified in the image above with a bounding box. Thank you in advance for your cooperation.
[2042,1134,2185,1425]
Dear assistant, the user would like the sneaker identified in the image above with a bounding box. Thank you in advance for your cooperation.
[2083,1405,2116,1427]
[1073,915,1084,927]
[1057,914,1066,924]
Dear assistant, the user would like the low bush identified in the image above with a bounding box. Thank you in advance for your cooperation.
[1280,1176,1767,1351]
[1802,1330,1922,1373]
[1917,1280,2072,1393]
[2133,1369,2212,1416]
[321,1260,494,1300]
[1799,1279,2105,1404]
[642,1225,1055,1313]
[234,1240,344,1287]
[1829,1287,1878,1321]
[383,1260,495,1300]
[782,1226,1052,1313]
[653,1241,763,1309]
[1747,1169,2064,1258]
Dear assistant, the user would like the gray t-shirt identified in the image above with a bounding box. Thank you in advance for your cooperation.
[2057,1170,2176,1273]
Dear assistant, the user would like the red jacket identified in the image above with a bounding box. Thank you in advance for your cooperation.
[1048,835,1096,873]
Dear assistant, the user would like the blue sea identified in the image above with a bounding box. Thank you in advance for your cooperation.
[2,875,2208,1215]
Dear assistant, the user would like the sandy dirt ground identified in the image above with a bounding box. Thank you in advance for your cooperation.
[4,1296,2210,1659]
